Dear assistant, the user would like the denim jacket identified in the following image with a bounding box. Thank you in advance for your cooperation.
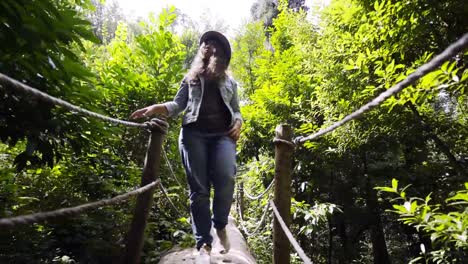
[163,75,243,127]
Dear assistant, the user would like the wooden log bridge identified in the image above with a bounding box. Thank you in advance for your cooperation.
[159,217,256,264]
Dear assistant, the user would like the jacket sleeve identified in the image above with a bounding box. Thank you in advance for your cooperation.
[230,78,243,124]
[162,78,188,118]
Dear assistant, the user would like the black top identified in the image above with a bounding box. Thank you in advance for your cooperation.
[184,78,231,133]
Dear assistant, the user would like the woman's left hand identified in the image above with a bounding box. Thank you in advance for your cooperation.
[228,120,242,141]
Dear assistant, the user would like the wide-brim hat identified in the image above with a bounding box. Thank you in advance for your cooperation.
[199,31,231,66]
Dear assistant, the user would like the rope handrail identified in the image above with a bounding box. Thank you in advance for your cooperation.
[0,73,146,128]
[274,138,296,148]
[162,148,184,187]
[157,180,186,217]
[243,179,275,200]
[0,179,160,228]
[270,200,313,264]
[236,190,272,236]
[295,32,468,143]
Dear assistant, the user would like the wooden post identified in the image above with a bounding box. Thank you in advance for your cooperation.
[273,124,294,264]
[122,123,166,264]
[239,182,245,218]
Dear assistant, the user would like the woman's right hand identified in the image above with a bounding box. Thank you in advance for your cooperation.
[129,105,157,120]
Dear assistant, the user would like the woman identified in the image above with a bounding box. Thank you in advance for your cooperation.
[130,31,242,254]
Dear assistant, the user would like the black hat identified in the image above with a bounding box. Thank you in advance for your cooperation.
[199,31,231,66]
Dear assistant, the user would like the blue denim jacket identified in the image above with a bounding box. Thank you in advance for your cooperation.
[163,75,243,126]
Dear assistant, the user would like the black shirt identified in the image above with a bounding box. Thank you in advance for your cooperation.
[184,78,231,133]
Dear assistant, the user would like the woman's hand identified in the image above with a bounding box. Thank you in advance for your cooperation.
[130,105,158,120]
[228,119,242,141]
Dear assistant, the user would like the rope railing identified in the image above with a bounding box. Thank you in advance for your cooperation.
[236,190,272,236]
[0,73,147,128]
[0,180,160,228]
[160,148,187,217]
[243,179,275,200]
[162,148,184,187]
[157,180,186,217]
[295,32,468,143]
[270,200,313,264]
[274,138,296,148]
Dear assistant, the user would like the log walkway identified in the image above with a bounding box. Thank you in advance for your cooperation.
[159,217,256,264]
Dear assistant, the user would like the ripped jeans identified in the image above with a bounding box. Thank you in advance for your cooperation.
[178,127,236,249]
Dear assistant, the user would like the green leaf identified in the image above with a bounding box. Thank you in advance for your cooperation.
[447,192,468,202]
[392,178,398,191]
[393,204,407,213]
[441,61,449,72]
[375,186,397,193]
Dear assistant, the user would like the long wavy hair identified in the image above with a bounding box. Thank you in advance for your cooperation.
[187,41,228,81]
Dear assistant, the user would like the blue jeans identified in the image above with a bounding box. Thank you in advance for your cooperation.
[178,127,237,249]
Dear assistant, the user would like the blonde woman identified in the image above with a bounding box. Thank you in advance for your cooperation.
[130,31,242,255]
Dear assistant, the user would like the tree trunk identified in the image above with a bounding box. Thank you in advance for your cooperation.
[328,217,333,264]
[337,217,349,264]
[328,170,335,264]
[368,209,391,264]
[363,154,391,264]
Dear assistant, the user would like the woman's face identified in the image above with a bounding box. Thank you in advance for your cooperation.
[201,39,220,59]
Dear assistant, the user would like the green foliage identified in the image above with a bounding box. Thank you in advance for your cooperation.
[87,0,125,43]
[83,7,185,112]
[231,21,266,98]
[81,6,186,163]
[233,0,467,262]
[377,180,468,263]
[1,3,190,263]
[179,29,200,69]
[0,141,139,263]
[236,155,275,263]
[292,199,341,236]
[233,1,316,161]
[302,0,468,151]
[0,0,104,169]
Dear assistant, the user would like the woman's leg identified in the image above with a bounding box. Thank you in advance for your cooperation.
[209,136,236,230]
[179,128,213,249]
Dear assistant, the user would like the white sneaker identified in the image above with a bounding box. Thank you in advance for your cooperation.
[195,244,211,264]
[216,228,230,253]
